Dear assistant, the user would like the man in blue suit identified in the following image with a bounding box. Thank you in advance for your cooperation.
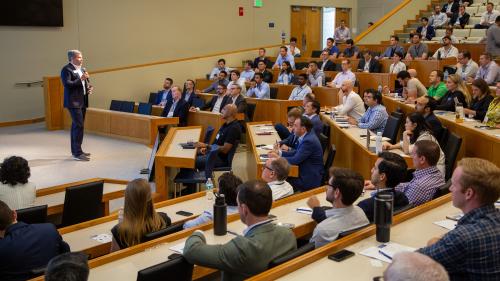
[155,77,173,106]
[416,17,435,41]
[0,200,70,281]
[161,86,189,126]
[61,50,93,161]
[270,116,323,191]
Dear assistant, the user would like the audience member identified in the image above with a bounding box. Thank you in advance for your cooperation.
[450,4,470,29]
[357,50,381,73]
[247,73,271,99]
[273,46,295,70]
[485,82,500,128]
[397,70,427,103]
[455,51,479,81]
[444,27,459,44]
[209,58,231,80]
[275,107,302,147]
[277,61,294,85]
[472,53,500,85]
[486,16,500,57]
[307,167,369,248]
[389,51,407,74]
[182,79,200,107]
[418,158,500,280]
[183,180,297,280]
[464,78,494,121]
[0,199,70,281]
[406,33,429,60]
[358,152,409,222]
[303,100,323,137]
[161,86,189,126]
[415,96,445,140]
[155,77,173,106]
[416,17,436,41]
[318,50,336,71]
[334,79,365,120]
[430,5,448,28]
[427,70,448,100]
[253,48,272,70]
[383,252,449,281]
[261,158,294,201]
[0,156,35,210]
[270,116,323,191]
[227,70,247,95]
[288,73,312,100]
[255,61,274,83]
[183,172,242,229]
[241,60,255,82]
[286,37,301,57]
[475,2,500,29]
[324,37,340,58]
[194,84,227,113]
[202,71,229,93]
[340,39,359,58]
[328,59,356,88]
[432,36,459,59]
[307,61,325,86]
[383,112,446,177]
[221,84,247,114]
[395,140,445,206]
[437,73,471,111]
[442,0,459,18]
[348,89,388,133]
[381,35,405,59]
[45,252,89,281]
[111,179,171,251]
[334,20,351,43]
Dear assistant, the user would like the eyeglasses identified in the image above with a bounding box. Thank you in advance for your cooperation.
[262,165,274,172]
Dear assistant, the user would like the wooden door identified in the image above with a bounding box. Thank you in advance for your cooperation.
[290,6,322,57]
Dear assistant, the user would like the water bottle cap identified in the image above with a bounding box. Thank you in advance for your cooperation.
[215,193,226,205]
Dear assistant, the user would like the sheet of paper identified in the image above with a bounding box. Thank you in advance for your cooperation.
[91,233,112,244]
[360,242,416,263]
[169,241,186,254]
[433,219,457,230]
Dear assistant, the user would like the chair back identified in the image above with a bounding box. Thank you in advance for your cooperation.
[439,127,449,149]
[311,50,322,58]
[110,100,123,111]
[136,256,193,281]
[247,103,257,121]
[318,133,328,153]
[295,62,309,70]
[270,87,278,99]
[323,144,336,184]
[148,92,158,104]
[16,205,48,224]
[121,101,135,113]
[143,223,184,242]
[433,180,452,199]
[61,181,104,227]
[203,126,215,144]
[382,115,401,144]
[191,98,204,108]
[268,243,315,268]
[443,132,462,180]
[337,224,369,238]
[138,102,153,115]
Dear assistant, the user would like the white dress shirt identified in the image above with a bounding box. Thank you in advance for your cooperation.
[335,91,366,120]
[268,180,294,201]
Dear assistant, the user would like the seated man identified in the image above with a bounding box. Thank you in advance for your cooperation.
[253,48,272,70]
[275,107,302,146]
[418,158,500,280]
[334,20,351,43]
[397,70,428,103]
[380,35,405,59]
[450,4,470,29]
[357,50,381,73]
[431,36,459,59]
[307,61,325,87]
[427,70,448,100]
[202,71,229,93]
[194,104,241,178]
[221,84,248,115]
[261,158,294,201]
[324,37,340,59]
[396,140,445,206]
[183,180,297,280]
[340,39,360,59]
[272,46,295,70]
[328,59,356,88]
[442,0,459,18]
[161,86,189,126]
[289,73,312,100]
[405,33,429,60]
[286,37,301,57]
[348,89,388,133]
[318,50,336,71]
[429,5,448,29]
[209,58,231,80]
[246,73,270,99]
[255,61,273,83]
[383,252,450,281]
[415,96,444,140]
[307,168,369,248]
[270,117,323,191]
[475,2,500,29]
[240,60,255,82]
[472,53,500,85]
[155,77,173,106]
[45,252,89,281]
[193,84,227,113]
[0,200,70,281]
[335,79,365,120]
[303,100,323,137]
[455,51,479,81]
[359,152,409,222]
[416,17,436,41]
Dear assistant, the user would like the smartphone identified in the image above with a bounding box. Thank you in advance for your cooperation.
[446,214,463,221]
[328,250,355,262]
[176,210,193,217]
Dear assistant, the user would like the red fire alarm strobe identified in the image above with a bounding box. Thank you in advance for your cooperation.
[239,7,244,16]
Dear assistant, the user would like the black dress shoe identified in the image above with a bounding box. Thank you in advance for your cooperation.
[73,154,90,161]
[82,152,91,156]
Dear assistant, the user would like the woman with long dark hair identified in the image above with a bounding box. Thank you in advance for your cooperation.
[463,78,494,121]
[277,61,294,85]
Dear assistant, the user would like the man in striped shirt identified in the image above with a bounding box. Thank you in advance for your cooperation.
[396,140,445,206]
[348,89,388,133]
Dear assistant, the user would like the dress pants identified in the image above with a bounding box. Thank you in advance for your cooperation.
[195,149,228,178]
[68,107,85,156]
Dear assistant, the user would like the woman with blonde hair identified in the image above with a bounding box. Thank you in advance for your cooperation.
[436,73,471,111]
[110,178,171,251]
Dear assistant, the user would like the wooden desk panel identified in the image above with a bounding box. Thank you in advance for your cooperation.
[247,98,303,125]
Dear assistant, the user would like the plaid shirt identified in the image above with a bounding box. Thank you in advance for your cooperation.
[358,104,388,133]
[418,205,500,281]
[396,166,444,206]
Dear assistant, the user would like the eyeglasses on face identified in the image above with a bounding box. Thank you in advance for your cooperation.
[262,165,274,172]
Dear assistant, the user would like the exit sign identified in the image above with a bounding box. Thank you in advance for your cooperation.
[254,0,263,7]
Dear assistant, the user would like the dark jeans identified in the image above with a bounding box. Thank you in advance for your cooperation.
[195,149,228,178]
[474,24,490,29]
[67,108,86,156]
[274,123,291,140]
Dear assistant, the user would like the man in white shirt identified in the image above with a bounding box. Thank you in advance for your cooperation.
[289,74,312,100]
[475,2,500,29]
[432,36,459,59]
[307,61,325,87]
[335,80,365,120]
[261,158,294,201]
[285,37,301,57]
[456,51,479,81]
[328,59,356,88]
[209,58,231,80]
[430,5,448,28]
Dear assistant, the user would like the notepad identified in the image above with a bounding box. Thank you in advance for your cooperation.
[91,233,112,244]
[169,242,186,254]
[433,220,457,230]
[360,242,416,263]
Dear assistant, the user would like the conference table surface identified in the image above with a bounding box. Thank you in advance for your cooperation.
[277,202,460,281]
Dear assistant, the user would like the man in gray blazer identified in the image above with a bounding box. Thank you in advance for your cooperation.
[183,180,297,281]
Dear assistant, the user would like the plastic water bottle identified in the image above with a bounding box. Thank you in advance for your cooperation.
[444,69,449,81]
[206,178,214,203]
[118,207,124,223]
[378,84,383,94]
[283,74,289,85]
[376,132,383,154]
[317,76,323,87]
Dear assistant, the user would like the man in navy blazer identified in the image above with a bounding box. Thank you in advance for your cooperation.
[220,84,248,115]
[416,17,436,41]
[357,50,382,73]
[61,50,92,161]
[270,116,323,191]
[0,200,70,281]
[161,86,189,126]
[155,77,174,106]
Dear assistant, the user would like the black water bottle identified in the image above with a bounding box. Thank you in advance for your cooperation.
[213,193,227,236]
[374,192,393,243]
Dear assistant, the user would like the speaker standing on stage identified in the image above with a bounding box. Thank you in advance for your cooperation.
[61,50,93,161]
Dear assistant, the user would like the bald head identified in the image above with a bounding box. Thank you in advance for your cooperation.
[408,69,417,78]
[342,79,354,90]
[384,252,449,281]
[222,104,238,119]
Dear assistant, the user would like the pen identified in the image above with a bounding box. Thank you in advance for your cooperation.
[227,230,239,236]
[378,250,393,260]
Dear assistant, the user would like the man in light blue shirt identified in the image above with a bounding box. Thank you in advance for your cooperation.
[328,59,356,88]
[240,60,255,82]
[473,53,500,85]
[348,89,388,133]
[273,46,295,70]
[247,73,270,99]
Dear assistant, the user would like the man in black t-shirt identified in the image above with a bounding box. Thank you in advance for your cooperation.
[194,104,242,178]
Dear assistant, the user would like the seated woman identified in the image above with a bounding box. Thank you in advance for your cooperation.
[485,82,500,128]
[0,156,35,210]
[226,70,247,95]
[183,172,242,229]
[436,74,471,112]
[277,61,294,85]
[111,178,171,251]
[389,51,406,75]
[382,112,446,178]
[463,79,494,121]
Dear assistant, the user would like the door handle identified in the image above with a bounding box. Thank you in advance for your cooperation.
[302,34,307,51]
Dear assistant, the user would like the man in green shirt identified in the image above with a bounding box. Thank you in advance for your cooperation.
[427,70,448,100]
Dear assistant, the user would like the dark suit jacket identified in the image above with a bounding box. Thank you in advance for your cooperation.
[319,60,336,71]
[357,190,409,222]
[221,95,248,115]
[442,2,459,14]
[282,132,324,191]
[0,222,70,281]
[61,63,90,109]
[202,94,225,112]
[416,25,436,41]
[280,133,299,151]
[357,59,382,73]
[425,113,444,141]
[155,89,172,105]
[253,57,272,69]
[450,12,470,28]
[182,91,202,107]
[161,98,189,126]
